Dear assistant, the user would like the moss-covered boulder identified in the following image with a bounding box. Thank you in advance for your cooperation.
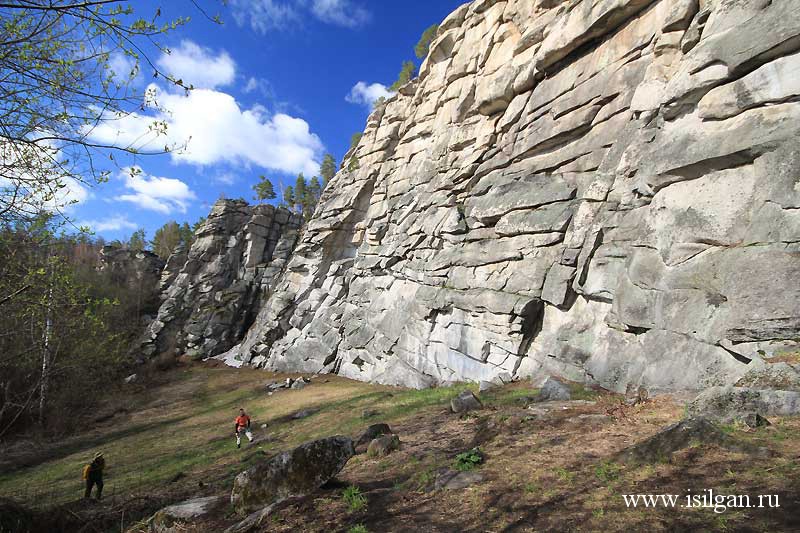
[230,435,354,514]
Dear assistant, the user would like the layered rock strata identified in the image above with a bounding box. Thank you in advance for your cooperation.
[141,200,302,359]
[215,0,800,391]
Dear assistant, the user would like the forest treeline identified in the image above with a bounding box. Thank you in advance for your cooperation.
[0,217,157,437]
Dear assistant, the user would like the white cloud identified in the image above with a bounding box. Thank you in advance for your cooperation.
[311,0,370,28]
[230,0,370,32]
[108,53,139,85]
[346,81,394,108]
[244,77,260,93]
[87,83,323,176]
[79,215,138,232]
[230,0,301,32]
[115,166,197,214]
[156,40,235,89]
[215,172,238,185]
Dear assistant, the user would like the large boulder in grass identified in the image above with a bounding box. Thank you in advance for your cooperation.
[230,435,355,514]
[148,495,227,533]
[616,417,769,465]
[687,386,800,423]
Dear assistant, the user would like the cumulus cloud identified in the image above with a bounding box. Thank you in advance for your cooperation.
[230,0,370,32]
[156,40,235,89]
[115,166,197,214]
[86,83,323,176]
[79,215,138,232]
[346,81,394,108]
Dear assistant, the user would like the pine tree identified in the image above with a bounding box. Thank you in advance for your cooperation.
[320,154,337,185]
[179,222,194,249]
[350,132,363,151]
[128,229,147,252]
[302,177,323,221]
[295,174,307,214]
[282,185,295,212]
[415,25,439,59]
[390,61,416,91]
[253,175,277,203]
[309,176,323,201]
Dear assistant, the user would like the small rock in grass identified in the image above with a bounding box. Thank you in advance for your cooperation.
[451,391,482,414]
[356,423,393,453]
[536,377,571,401]
[367,434,400,457]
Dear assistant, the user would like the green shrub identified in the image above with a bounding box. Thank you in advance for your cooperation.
[454,448,484,471]
[343,485,368,512]
[348,525,369,533]
[594,461,621,483]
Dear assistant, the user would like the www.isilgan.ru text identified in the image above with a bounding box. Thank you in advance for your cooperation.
[623,490,780,513]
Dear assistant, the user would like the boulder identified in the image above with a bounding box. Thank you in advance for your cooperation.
[536,377,572,402]
[367,434,401,457]
[124,373,138,384]
[435,470,485,490]
[290,378,308,390]
[478,380,497,393]
[451,391,483,414]
[230,435,355,514]
[290,409,316,420]
[687,386,800,422]
[617,418,768,465]
[355,423,393,453]
[148,495,226,533]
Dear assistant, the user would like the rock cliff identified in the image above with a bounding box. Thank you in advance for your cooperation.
[140,201,303,360]
[211,0,797,392]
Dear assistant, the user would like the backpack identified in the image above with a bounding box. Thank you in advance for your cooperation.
[82,464,91,480]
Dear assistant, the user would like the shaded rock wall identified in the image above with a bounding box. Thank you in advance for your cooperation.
[218,0,800,391]
[141,200,302,360]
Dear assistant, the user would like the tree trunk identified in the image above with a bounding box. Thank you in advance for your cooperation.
[39,262,53,423]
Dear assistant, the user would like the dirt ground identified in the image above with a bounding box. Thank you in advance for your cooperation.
[2,364,800,532]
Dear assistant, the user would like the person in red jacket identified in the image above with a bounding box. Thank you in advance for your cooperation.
[234,408,253,448]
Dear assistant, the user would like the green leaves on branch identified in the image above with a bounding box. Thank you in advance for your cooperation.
[0,2,195,225]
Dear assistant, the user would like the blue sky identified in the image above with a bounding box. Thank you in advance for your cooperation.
[73,0,465,239]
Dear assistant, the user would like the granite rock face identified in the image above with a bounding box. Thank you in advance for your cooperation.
[140,200,302,360]
[213,0,800,392]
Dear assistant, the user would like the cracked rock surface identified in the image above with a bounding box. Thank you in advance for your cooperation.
[140,200,302,360]
[206,0,800,391]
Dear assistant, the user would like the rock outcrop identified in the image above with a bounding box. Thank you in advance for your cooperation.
[140,200,302,360]
[211,0,800,392]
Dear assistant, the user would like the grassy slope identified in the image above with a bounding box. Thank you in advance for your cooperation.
[1,364,800,532]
